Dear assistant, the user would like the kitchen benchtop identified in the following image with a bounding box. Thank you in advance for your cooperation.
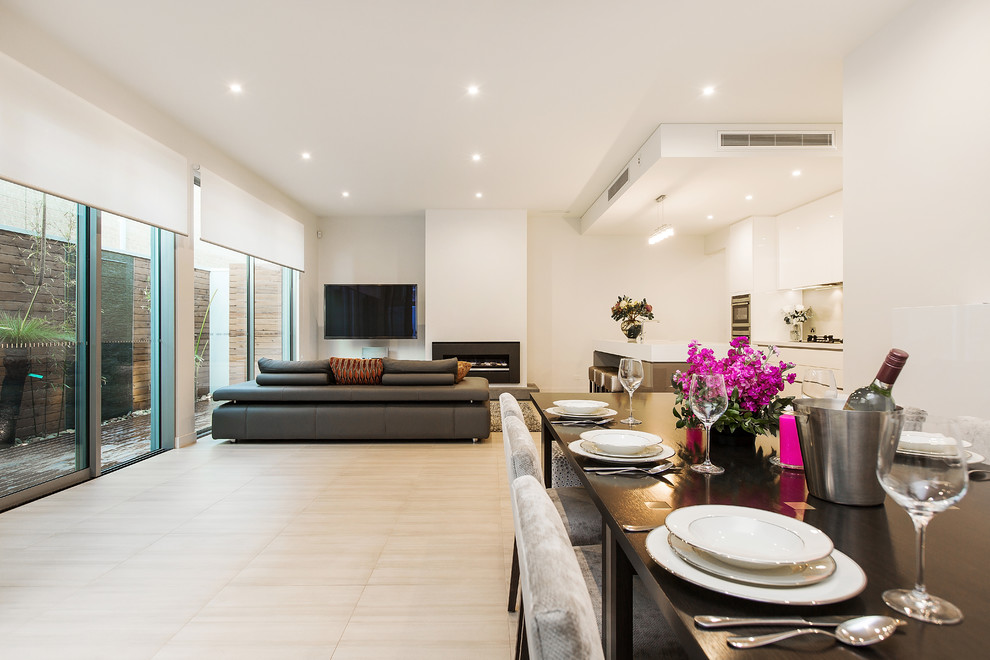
[593,339,731,362]
[754,340,844,351]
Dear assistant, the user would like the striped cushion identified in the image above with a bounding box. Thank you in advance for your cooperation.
[329,357,384,385]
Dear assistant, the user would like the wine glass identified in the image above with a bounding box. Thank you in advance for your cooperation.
[688,374,728,474]
[802,368,838,399]
[876,417,969,624]
[617,358,644,425]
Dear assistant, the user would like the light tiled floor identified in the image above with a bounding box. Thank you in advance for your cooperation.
[0,434,518,659]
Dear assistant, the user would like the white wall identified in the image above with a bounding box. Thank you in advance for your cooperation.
[528,216,725,392]
[0,7,319,446]
[425,210,528,385]
[317,215,427,359]
[844,0,990,416]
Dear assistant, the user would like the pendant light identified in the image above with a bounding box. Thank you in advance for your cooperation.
[648,194,674,244]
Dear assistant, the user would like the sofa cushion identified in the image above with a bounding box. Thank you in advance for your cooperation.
[456,360,472,383]
[382,357,457,375]
[257,357,332,374]
[256,372,331,386]
[381,373,455,386]
[329,357,384,385]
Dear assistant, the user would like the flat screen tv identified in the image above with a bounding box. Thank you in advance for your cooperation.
[324,284,418,339]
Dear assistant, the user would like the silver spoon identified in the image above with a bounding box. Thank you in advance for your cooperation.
[727,615,903,649]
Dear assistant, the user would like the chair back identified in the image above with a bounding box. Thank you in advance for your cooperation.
[503,415,542,484]
[511,475,605,660]
[500,392,526,428]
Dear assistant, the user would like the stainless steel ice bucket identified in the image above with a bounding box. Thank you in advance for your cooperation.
[791,398,905,506]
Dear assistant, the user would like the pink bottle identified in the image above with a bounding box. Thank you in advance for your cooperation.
[778,412,803,469]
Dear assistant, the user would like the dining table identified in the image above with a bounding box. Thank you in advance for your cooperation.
[532,391,990,660]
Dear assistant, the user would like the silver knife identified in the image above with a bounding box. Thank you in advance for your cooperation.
[694,615,854,629]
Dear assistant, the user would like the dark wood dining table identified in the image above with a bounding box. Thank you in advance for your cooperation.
[532,391,990,660]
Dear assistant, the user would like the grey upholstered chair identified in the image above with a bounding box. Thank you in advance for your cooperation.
[511,475,605,660]
[499,392,583,489]
[502,413,602,611]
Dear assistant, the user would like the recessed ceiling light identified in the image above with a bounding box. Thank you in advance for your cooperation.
[745,194,753,201]
[229,82,243,94]
[472,153,482,162]
[475,192,483,198]
[301,152,311,160]
[707,215,714,220]
[467,85,480,96]
[792,169,801,177]
[342,191,350,198]
[702,86,715,96]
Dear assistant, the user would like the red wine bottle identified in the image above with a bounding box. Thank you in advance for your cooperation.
[843,349,909,411]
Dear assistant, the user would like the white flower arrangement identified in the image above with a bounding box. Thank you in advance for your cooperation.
[782,304,813,325]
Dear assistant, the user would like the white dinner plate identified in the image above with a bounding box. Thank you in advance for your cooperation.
[663,505,834,569]
[667,532,837,588]
[546,407,618,420]
[647,527,866,605]
[968,451,986,465]
[580,441,664,460]
[568,439,675,465]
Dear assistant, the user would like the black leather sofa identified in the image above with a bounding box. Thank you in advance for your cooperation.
[210,357,491,441]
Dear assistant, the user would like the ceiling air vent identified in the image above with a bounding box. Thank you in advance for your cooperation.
[607,168,629,201]
[719,131,835,149]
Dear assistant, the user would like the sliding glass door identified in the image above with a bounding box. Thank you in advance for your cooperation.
[99,212,169,470]
[0,181,88,499]
[0,178,175,508]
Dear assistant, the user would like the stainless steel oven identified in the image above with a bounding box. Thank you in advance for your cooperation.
[731,294,751,338]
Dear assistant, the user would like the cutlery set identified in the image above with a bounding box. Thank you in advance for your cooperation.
[694,614,906,648]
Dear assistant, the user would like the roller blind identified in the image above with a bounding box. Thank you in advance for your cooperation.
[0,53,189,236]
[199,168,305,272]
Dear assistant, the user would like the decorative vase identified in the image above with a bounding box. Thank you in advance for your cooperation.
[710,426,757,447]
[620,319,644,342]
[789,322,803,342]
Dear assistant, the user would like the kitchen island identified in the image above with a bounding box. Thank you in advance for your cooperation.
[592,339,732,392]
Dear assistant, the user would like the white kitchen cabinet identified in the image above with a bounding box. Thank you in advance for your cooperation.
[777,192,843,289]
[727,218,753,294]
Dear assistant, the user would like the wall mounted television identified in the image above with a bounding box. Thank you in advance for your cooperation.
[324,284,418,339]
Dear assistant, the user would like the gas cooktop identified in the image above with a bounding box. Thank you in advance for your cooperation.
[805,335,843,343]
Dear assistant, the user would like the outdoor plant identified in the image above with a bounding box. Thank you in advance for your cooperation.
[0,196,75,445]
[672,337,797,436]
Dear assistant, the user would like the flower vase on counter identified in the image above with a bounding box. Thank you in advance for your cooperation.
[611,295,654,344]
[790,322,803,342]
[621,320,644,343]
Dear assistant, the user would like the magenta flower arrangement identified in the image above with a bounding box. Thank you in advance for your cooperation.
[672,337,797,436]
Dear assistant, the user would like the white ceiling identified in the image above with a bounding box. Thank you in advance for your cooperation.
[0,0,911,233]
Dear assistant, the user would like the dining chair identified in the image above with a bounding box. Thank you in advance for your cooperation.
[503,414,602,611]
[511,474,605,660]
[498,392,582,489]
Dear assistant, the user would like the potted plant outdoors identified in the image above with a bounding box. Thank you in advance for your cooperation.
[672,337,797,444]
[610,295,655,343]
[0,197,75,446]
[782,304,812,342]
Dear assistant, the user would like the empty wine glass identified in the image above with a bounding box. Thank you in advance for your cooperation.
[618,358,644,425]
[877,417,969,624]
[802,368,838,399]
[689,374,728,474]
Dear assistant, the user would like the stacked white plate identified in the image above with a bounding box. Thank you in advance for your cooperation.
[645,505,867,605]
[570,430,675,464]
[547,399,618,420]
